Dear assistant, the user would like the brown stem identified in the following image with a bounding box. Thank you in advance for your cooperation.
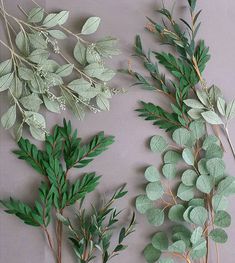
[43,227,55,252]
[56,218,63,263]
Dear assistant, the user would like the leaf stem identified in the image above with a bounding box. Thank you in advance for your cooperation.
[224,125,235,159]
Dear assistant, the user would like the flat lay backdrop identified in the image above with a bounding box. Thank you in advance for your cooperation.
[1,0,235,262]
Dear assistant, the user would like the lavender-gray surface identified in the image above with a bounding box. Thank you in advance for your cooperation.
[0,0,235,262]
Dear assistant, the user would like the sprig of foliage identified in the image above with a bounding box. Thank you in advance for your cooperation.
[1,119,131,263]
[58,185,136,263]
[128,0,235,262]
[126,0,235,158]
[0,0,120,140]
[123,0,211,134]
[136,122,235,263]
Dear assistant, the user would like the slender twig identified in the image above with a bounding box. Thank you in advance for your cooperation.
[16,4,98,86]
[0,39,37,69]
[224,125,235,159]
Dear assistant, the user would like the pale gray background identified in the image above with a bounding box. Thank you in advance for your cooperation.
[0,0,235,262]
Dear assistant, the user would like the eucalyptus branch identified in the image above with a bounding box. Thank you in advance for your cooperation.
[0,1,120,141]
[132,1,235,263]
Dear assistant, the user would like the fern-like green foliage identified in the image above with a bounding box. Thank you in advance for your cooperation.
[1,119,135,263]
[125,0,210,133]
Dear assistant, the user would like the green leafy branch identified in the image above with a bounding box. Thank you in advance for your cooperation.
[124,0,211,135]
[0,0,120,140]
[1,119,118,263]
[130,0,235,262]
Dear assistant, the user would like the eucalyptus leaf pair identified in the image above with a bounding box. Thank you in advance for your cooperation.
[0,119,135,263]
[0,1,120,140]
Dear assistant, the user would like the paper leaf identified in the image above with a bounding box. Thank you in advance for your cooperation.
[81,17,101,35]
[150,135,168,153]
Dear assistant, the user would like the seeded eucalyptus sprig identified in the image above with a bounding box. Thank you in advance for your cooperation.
[124,0,235,158]
[1,119,135,263]
[136,123,235,263]
[0,0,120,140]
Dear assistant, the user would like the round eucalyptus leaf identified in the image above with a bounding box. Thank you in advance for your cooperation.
[192,238,206,251]
[181,169,197,186]
[168,240,186,254]
[143,244,161,263]
[182,148,195,165]
[172,128,191,146]
[172,233,191,249]
[190,227,203,244]
[188,198,205,207]
[189,120,206,139]
[217,176,235,196]
[202,135,220,150]
[168,204,185,222]
[171,225,191,248]
[214,211,231,228]
[135,195,153,214]
[146,208,164,226]
[190,247,207,260]
[150,135,168,153]
[172,225,191,236]
[152,232,168,250]
[163,150,181,164]
[206,158,225,177]
[209,228,228,243]
[212,195,228,212]
[198,159,208,175]
[205,143,223,159]
[145,166,160,182]
[189,206,208,226]
[183,206,194,223]
[196,175,214,194]
[146,182,164,201]
[162,164,176,179]
[177,183,194,201]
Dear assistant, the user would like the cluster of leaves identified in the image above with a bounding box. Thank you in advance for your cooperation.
[0,119,134,262]
[122,0,210,132]
[128,0,235,262]
[184,85,235,143]
[0,1,120,140]
[136,120,235,263]
[58,185,136,263]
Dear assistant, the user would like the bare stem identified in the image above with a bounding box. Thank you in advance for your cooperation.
[43,227,55,252]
